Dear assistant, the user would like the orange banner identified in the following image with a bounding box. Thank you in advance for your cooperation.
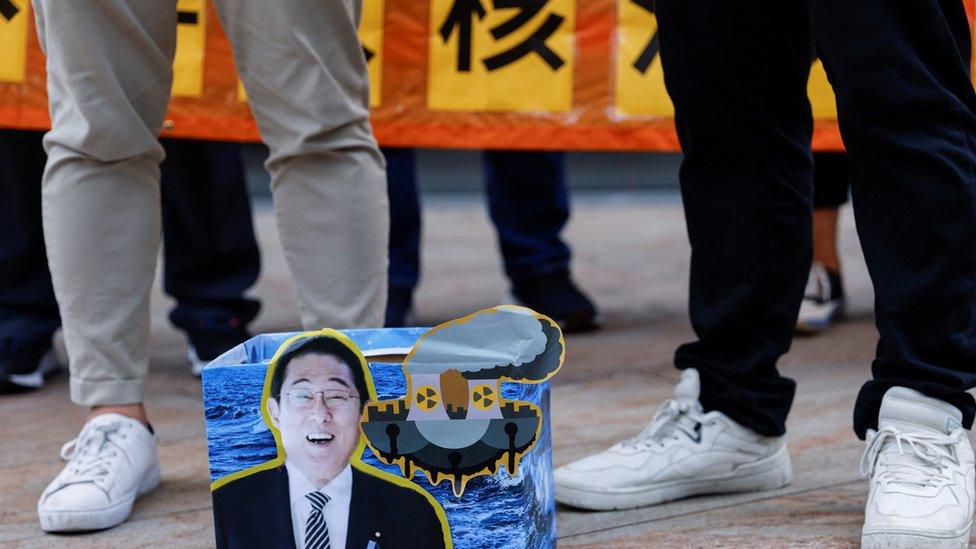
[0,1,972,151]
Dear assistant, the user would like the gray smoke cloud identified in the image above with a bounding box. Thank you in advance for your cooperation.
[404,306,561,380]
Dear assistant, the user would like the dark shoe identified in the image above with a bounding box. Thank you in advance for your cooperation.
[0,338,60,393]
[511,270,600,334]
[385,286,415,328]
[186,327,251,377]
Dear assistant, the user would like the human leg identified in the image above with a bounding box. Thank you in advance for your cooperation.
[811,209,841,271]
[815,0,976,438]
[0,130,61,390]
[659,0,815,436]
[32,0,175,530]
[383,147,421,327]
[159,139,260,372]
[213,0,388,331]
[815,0,976,544]
[33,0,175,408]
[811,151,849,272]
[483,151,571,279]
[555,0,812,510]
[483,150,598,332]
[797,151,849,334]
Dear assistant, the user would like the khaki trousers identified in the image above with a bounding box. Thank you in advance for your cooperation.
[33,0,388,406]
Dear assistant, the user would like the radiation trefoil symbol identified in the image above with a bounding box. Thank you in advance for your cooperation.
[416,386,440,410]
[360,305,565,496]
[471,385,495,410]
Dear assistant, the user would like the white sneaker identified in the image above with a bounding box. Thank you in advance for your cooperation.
[860,387,975,548]
[554,369,792,510]
[796,262,845,334]
[1,348,60,391]
[37,413,160,532]
[187,344,206,377]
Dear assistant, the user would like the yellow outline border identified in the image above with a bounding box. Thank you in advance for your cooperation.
[209,328,453,549]
[362,305,565,496]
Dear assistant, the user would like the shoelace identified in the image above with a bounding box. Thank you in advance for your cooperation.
[58,420,128,485]
[860,426,963,488]
[620,399,706,451]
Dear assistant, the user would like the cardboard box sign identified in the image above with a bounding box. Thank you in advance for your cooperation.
[202,309,562,549]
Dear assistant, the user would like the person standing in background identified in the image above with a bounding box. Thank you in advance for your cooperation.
[0,130,261,390]
[158,139,261,375]
[384,148,599,333]
[796,151,849,334]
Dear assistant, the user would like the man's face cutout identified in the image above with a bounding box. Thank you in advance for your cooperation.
[267,353,362,484]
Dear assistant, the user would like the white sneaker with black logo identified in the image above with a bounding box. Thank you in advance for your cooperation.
[37,413,160,532]
[554,368,792,510]
[860,387,975,548]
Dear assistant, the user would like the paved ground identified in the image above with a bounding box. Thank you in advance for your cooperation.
[1,190,914,547]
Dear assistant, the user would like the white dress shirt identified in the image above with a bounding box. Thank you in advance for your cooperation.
[286,462,353,549]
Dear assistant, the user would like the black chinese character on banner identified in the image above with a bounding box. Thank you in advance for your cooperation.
[483,0,565,71]
[439,0,566,73]
[0,0,20,22]
[439,0,487,71]
[631,0,659,74]
[177,9,199,25]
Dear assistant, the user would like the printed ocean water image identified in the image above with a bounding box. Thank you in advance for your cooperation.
[202,329,557,549]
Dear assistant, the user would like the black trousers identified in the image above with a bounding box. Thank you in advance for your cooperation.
[656,0,976,437]
[813,151,849,209]
[0,130,260,353]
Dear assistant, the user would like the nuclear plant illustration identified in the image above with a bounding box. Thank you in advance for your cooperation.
[361,305,564,496]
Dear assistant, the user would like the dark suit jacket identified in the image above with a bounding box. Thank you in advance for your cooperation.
[212,464,448,549]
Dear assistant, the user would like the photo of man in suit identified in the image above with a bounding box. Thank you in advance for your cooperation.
[211,331,450,549]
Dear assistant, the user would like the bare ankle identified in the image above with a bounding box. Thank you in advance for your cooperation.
[89,404,149,427]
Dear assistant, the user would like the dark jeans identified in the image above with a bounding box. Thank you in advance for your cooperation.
[656,0,976,438]
[0,131,61,354]
[385,148,571,291]
[0,130,260,353]
[159,139,260,336]
[385,148,422,292]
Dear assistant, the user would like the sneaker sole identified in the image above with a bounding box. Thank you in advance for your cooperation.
[861,523,972,549]
[555,443,792,511]
[1,350,60,392]
[38,464,160,532]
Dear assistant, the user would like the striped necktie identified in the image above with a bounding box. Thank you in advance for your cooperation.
[304,491,331,549]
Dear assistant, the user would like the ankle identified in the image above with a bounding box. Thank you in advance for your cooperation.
[812,259,841,275]
[89,404,150,427]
